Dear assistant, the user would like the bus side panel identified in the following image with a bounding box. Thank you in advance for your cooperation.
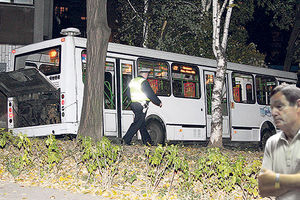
[231,128,259,141]
[74,47,86,124]
[11,123,79,137]
[60,38,78,124]
[231,103,261,127]
[166,125,206,141]
[162,97,205,125]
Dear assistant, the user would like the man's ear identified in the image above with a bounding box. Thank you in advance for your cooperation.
[297,99,300,108]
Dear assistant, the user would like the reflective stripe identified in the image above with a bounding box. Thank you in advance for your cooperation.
[129,77,150,103]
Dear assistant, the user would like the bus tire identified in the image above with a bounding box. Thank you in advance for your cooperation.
[146,120,165,145]
[260,129,273,150]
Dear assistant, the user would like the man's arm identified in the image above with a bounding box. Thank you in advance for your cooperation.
[141,81,161,106]
[258,168,289,197]
[258,168,300,197]
[258,134,288,197]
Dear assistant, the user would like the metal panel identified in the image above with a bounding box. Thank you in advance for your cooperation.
[0,63,6,72]
[0,68,57,97]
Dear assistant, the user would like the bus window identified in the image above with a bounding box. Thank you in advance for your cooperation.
[81,50,87,83]
[39,64,60,75]
[205,73,227,116]
[233,84,242,102]
[104,62,116,109]
[171,63,200,99]
[256,75,276,105]
[206,74,213,114]
[24,62,37,68]
[122,63,132,110]
[246,84,253,103]
[137,59,170,96]
[232,73,254,104]
[15,46,61,76]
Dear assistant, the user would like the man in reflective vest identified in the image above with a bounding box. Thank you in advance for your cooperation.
[122,68,162,145]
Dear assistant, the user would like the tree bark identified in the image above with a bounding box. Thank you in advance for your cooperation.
[209,56,226,147]
[209,0,234,147]
[142,0,150,48]
[78,0,111,141]
[283,2,300,72]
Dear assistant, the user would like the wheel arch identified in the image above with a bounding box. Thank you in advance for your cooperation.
[260,120,276,140]
[259,120,276,149]
[145,114,166,134]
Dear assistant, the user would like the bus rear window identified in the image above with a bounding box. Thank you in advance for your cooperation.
[15,46,61,76]
[171,63,200,99]
[137,59,170,96]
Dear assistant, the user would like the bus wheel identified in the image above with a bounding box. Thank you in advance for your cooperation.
[147,121,165,145]
[260,129,273,150]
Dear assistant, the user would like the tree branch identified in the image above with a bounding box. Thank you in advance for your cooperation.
[219,0,228,19]
[127,0,142,20]
[212,0,220,57]
[142,0,150,47]
[221,0,234,52]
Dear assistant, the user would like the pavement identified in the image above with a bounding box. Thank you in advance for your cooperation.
[0,181,104,200]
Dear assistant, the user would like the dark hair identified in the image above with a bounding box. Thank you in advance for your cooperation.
[270,84,300,106]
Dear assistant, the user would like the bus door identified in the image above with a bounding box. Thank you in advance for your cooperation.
[103,58,118,136]
[230,72,258,141]
[204,71,230,138]
[120,60,134,138]
[103,58,134,137]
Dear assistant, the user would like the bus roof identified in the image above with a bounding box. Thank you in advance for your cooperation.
[12,36,297,81]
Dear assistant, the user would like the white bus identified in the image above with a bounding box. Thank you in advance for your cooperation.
[0,28,297,146]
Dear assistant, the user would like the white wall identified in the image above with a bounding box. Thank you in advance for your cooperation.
[0,44,22,72]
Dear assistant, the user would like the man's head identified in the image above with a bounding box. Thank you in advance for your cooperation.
[270,84,300,136]
[139,68,151,79]
[270,84,300,106]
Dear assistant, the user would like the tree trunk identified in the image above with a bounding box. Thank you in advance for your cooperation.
[208,56,226,147]
[283,2,300,71]
[78,0,111,141]
[142,0,149,48]
[209,0,234,147]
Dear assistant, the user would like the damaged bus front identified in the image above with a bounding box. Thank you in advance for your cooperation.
[0,68,64,136]
[0,29,86,137]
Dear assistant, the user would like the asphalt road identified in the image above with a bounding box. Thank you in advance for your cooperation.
[0,181,104,200]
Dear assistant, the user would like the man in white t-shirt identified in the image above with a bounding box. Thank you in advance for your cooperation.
[258,84,300,199]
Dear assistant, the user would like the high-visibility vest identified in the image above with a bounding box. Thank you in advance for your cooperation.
[129,77,150,104]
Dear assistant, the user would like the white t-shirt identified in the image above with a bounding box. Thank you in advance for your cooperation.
[262,130,300,200]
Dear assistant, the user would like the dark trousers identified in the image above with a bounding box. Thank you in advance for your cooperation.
[123,102,152,145]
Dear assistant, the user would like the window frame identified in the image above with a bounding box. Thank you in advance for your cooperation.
[14,45,61,76]
[137,58,171,97]
[231,71,255,104]
[255,74,277,105]
[171,62,201,99]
